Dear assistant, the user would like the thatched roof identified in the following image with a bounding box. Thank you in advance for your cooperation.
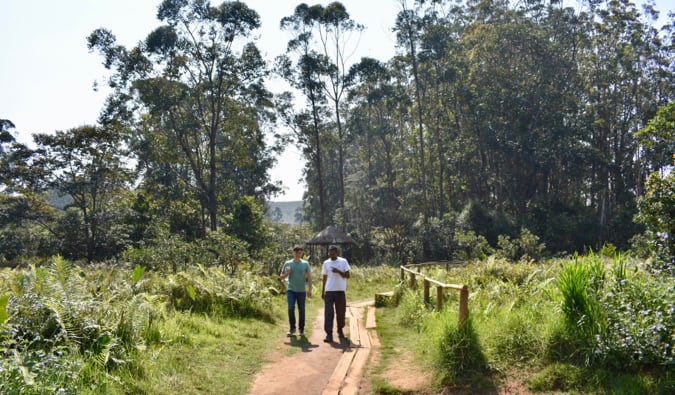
[307,225,356,245]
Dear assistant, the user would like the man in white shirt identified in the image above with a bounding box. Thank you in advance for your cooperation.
[321,245,350,343]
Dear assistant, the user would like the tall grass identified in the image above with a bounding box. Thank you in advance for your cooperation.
[0,257,282,394]
[375,255,674,393]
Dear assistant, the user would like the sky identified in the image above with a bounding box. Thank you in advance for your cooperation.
[1,1,671,202]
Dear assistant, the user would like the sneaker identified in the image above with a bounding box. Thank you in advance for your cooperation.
[299,330,304,336]
[287,329,296,336]
[323,336,334,343]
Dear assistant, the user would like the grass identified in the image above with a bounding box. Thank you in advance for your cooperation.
[120,314,281,395]
[1,257,672,394]
[368,256,675,394]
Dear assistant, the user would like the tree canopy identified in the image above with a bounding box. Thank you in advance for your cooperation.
[1,0,673,266]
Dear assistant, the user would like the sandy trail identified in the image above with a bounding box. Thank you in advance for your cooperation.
[248,302,376,395]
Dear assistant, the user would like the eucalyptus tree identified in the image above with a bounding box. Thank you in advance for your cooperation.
[87,0,276,234]
[344,57,408,233]
[277,4,332,229]
[278,2,363,230]
[394,0,437,223]
[577,0,674,246]
[313,2,363,222]
[410,1,473,218]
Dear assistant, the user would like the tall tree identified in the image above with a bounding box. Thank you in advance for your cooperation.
[88,0,276,233]
[395,0,430,223]
[278,4,331,229]
[313,2,363,225]
[32,125,133,261]
[579,0,672,246]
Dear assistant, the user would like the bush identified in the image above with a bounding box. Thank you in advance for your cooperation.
[496,227,547,262]
[433,318,487,384]
[555,253,675,369]
[453,230,492,261]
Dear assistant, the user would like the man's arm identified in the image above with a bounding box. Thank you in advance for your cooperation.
[279,264,290,280]
[322,274,327,299]
[306,270,312,296]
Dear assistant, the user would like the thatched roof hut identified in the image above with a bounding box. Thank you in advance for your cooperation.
[306,225,356,264]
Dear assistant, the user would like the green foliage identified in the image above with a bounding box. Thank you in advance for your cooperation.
[453,230,492,261]
[122,230,249,273]
[366,225,418,265]
[0,294,7,325]
[556,254,606,340]
[496,227,547,262]
[554,252,675,369]
[155,267,276,321]
[375,255,673,393]
[527,198,600,254]
[396,289,429,330]
[413,216,456,261]
[456,201,515,246]
[0,193,59,262]
[634,163,675,275]
[0,252,287,393]
[227,196,266,254]
[432,318,487,385]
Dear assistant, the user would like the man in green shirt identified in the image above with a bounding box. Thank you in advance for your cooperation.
[279,244,312,336]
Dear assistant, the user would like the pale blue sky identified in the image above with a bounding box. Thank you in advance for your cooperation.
[1,1,671,201]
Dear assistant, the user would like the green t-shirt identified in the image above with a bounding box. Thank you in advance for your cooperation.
[281,259,311,292]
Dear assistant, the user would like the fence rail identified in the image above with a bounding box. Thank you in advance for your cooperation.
[400,264,469,329]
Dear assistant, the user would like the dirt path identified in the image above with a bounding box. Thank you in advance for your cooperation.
[248,301,377,395]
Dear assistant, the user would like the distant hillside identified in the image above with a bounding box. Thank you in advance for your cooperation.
[267,201,303,224]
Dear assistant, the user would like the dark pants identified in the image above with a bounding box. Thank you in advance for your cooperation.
[286,290,307,332]
[324,291,346,336]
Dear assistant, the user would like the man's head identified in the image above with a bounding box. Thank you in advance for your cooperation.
[293,245,304,255]
[328,245,338,260]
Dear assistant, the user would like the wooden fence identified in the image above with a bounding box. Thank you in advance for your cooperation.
[400,263,469,329]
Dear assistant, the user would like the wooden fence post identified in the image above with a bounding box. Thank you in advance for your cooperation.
[459,285,469,329]
[436,286,443,310]
[409,272,416,287]
[423,279,430,304]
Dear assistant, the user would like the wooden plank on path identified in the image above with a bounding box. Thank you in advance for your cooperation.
[365,306,376,329]
[322,348,355,394]
[341,305,372,395]
[322,301,375,395]
[349,308,360,346]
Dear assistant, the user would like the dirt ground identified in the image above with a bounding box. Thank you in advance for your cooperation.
[248,306,363,395]
[247,304,532,395]
[247,303,436,395]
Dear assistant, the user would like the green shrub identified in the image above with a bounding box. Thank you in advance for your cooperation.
[497,228,547,262]
[396,289,429,330]
[454,230,492,261]
[556,254,605,340]
[433,318,487,384]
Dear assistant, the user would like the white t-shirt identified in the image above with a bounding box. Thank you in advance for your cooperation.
[322,256,350,292]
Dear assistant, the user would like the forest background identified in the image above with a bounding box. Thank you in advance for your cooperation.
[0,0,673,269]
